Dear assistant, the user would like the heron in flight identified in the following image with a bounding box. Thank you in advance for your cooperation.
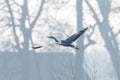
[33,27,88,50]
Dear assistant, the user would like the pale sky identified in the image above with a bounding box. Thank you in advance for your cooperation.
[0,0,119,53]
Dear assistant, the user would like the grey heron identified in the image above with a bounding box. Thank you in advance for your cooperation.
[32,27,88,50]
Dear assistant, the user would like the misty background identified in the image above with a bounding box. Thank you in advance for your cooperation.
[0,0,120,80]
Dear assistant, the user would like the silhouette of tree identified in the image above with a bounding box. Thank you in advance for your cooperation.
[85,0,120,79]
[2,0,119,80]
[75,0,86,80]
[0,0,45,80]
[1,0,45,52]
[0,0,76,80]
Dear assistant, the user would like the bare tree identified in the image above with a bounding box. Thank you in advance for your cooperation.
[0,0,46,80]
[75,0,86,80]
[85,0,120,79]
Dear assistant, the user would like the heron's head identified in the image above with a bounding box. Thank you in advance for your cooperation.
[47,36,54,38]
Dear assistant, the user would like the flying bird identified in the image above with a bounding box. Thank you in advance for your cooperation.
[32,27,88,50]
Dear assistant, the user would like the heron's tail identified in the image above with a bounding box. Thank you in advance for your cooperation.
[75,47,80,50]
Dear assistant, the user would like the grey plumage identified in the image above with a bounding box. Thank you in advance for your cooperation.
[33,27,88,50]
[47,27,88,50]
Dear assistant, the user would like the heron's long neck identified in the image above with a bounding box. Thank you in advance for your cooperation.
[53,38,59,42]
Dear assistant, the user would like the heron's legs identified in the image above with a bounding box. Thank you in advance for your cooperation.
[69,45,79,50]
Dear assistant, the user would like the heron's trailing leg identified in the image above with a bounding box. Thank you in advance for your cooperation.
[74,47,79,50]
[69,45,80,50]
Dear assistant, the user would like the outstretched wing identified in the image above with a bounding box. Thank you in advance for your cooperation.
[63,27,88,44]
[47,36,59,42]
